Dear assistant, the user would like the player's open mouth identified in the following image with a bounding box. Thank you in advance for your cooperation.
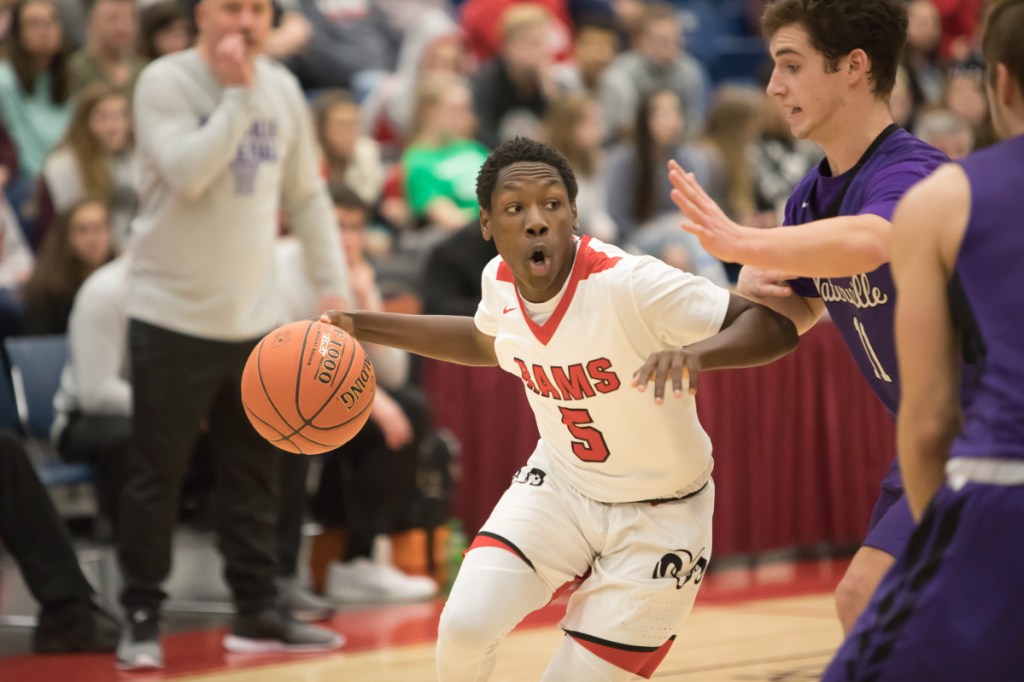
[528,246,551,277]
[788,106,802,118]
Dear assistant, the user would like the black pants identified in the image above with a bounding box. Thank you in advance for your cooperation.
[118,320,281,617]
[312,386,429,560]
[58,414,131,531]
[63,409,313,584]
[277,455,310,580]
[0,429,94,607]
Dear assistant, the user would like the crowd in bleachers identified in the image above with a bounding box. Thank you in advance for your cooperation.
[0,0,995,332]
[0,0,996,660]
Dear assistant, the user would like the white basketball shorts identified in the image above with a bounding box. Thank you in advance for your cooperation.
[468,457,714,677]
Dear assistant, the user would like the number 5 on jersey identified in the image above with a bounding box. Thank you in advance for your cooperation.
[558,407,610,462]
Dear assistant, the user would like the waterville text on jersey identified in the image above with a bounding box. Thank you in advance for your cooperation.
[813,273,889,309]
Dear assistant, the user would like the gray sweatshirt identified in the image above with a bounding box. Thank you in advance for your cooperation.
[127,49,349,341]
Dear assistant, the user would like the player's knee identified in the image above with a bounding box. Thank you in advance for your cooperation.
[436,602,505,656]
[834,571,873,624]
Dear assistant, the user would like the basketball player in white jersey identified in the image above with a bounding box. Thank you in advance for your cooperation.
[321,137,798,681]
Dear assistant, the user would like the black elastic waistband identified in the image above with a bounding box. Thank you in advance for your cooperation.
[640,480,709,506]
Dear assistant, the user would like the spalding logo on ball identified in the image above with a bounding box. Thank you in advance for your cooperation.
[242,320,376,454]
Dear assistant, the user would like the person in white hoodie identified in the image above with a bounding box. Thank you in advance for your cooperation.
[360,7,469,144]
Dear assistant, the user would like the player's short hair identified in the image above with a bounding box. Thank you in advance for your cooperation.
[476,137,578,211]
[761,0,908,99]
[982,0,1024,95]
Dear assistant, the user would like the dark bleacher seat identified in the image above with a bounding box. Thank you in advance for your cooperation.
[4,335,95,488]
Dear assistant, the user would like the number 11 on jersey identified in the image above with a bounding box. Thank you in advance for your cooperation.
[853,316,893,383]
[558,407,610,462]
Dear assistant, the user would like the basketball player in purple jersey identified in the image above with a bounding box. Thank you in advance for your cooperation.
[823,2,1024,678]
[665,0,949,634]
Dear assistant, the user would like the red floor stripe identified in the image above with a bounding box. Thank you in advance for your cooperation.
[0,557,849,681]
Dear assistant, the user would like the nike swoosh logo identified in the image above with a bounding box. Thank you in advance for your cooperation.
[503,306,518,314]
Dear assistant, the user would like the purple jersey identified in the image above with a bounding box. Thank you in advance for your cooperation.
[950,135,1024,462]
[787,129,948,419]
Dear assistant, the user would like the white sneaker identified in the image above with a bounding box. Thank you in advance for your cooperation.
[324,557,439,604]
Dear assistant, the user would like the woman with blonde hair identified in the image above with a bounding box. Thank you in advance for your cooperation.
[543,93,617,242]
[313,89,384,207]
[38,83,136,249]
[699,85,763,226]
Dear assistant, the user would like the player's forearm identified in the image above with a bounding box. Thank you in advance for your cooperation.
[688,305,798,371]
[742,217,890,277]
[898,407,960,520]
[350,312,498,367]
[737,287,823,336]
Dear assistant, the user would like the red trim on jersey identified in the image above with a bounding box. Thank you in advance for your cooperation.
[494,236,622,346]
[567,632,676,679]
[497,261,515,282]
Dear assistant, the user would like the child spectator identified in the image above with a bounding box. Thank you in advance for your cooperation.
[21,197,113,334]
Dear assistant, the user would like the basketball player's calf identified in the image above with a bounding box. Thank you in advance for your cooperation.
[835,485,914,633]
[834,546,894,633]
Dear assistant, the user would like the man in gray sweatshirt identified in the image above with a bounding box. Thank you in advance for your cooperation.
[116,0,349,669]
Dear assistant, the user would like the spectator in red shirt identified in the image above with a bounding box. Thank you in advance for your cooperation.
[461,0,615,63]
[931,0,985,63]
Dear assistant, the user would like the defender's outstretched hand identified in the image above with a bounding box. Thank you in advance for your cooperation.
[668,159,757,264]
[632,349,701,404]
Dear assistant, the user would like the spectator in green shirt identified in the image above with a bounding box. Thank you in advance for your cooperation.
[401,72,488,233]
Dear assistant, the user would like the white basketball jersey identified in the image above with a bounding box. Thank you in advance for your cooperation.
[475,236,730,503]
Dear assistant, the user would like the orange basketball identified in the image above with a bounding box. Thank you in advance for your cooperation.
[241,320,376,454]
